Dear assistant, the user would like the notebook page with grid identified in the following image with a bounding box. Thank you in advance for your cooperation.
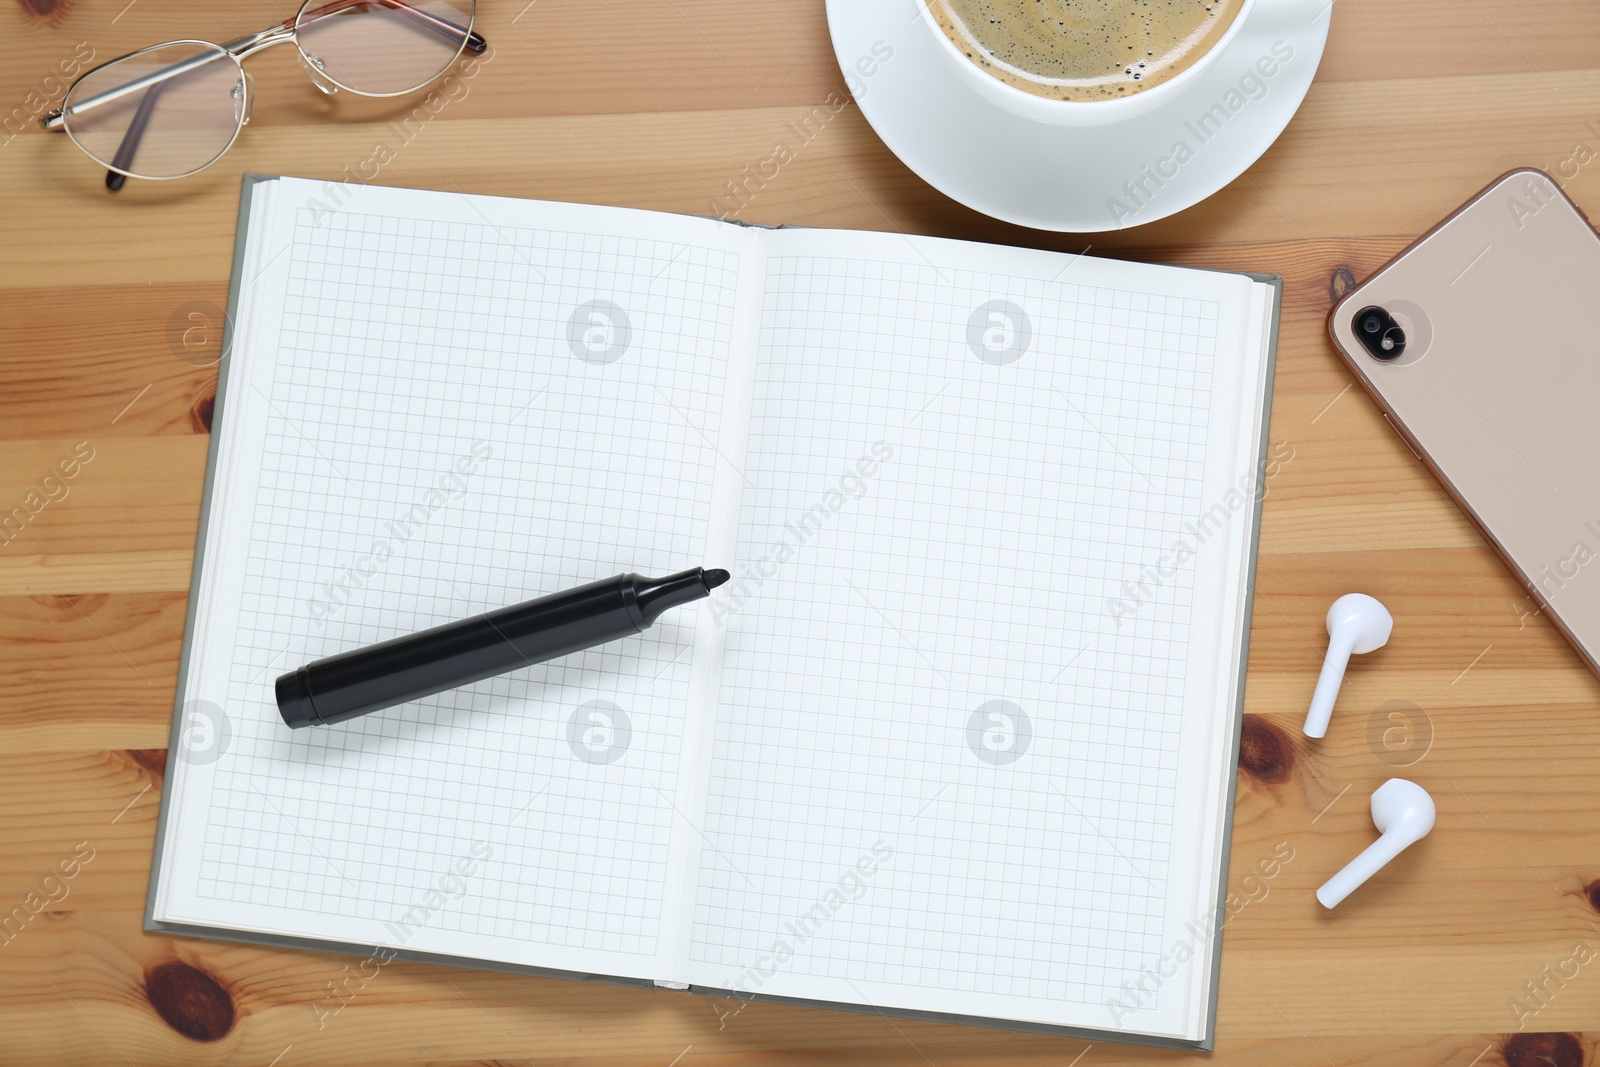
[150,177,1275,1047]
[675,228,1273,1043]
[151,178,761,982]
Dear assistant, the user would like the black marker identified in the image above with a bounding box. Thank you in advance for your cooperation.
[275,567,729,728]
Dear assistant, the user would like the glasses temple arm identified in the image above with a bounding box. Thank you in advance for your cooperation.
[100,77,173,191]
[290,0,487,54]
[40,46,235,130]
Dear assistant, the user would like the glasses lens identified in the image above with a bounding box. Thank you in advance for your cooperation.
[61,42,244,179]
[295,0,476,96]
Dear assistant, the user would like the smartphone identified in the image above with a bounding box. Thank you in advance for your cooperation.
[1329,168,1600,675]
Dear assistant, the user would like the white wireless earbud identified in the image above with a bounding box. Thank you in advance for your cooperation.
[1302,593,1393,739]
[1317,778,1435,908]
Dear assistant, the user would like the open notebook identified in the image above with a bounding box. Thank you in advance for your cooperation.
[149,174,1279,1050]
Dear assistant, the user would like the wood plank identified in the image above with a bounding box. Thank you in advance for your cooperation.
[4,70,1600,286]
[5,0,1600,127]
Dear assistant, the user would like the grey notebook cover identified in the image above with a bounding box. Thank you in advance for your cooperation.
[146,173,1281,1052]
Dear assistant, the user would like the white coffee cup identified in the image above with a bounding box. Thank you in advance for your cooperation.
[916,0,1263,127]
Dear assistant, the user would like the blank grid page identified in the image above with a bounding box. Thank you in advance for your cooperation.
[687,246,1232,1026]
[175,183,741,974]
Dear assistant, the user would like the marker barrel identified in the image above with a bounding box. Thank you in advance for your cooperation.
[276,568,717,728]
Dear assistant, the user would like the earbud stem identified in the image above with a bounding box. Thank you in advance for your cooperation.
[1303,632,1355,739]
[1317,829,1413,908]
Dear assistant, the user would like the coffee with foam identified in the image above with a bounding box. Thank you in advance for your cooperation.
[928,0,1248,102]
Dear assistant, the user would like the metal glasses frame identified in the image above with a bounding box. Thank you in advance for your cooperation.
[40,0,486,190]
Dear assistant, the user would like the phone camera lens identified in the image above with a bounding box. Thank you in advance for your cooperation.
[1353,305,1406,361]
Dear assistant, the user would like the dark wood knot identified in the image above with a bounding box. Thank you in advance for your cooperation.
[17,0,69,25]
[144,961,235,1042]
[1501,1033,1584,1067]
[1238,715,1294,784]
[126,749,168,778]
[191,387,215,434]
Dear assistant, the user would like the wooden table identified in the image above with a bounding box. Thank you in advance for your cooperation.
[3,1,1599,1064]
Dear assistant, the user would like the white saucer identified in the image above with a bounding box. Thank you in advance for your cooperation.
[826,0,1333,232]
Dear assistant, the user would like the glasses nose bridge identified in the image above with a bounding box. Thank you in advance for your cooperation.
[225,23,299,61]
[224,22,340,95]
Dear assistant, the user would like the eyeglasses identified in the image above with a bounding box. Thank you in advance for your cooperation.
[40,0,485,191]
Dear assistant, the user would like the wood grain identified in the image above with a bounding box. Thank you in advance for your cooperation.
[3,0,1599,1064]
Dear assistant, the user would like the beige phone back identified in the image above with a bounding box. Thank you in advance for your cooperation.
[1329,168,1600,675]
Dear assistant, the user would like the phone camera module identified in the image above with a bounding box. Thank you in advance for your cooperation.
[1354,305,1406,361]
